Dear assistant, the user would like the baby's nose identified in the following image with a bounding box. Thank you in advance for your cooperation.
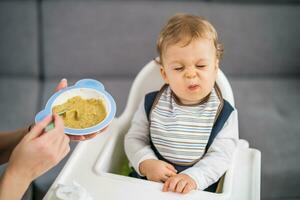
[185,69,197,79]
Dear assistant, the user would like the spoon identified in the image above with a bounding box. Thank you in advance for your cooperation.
[45,109,80,132]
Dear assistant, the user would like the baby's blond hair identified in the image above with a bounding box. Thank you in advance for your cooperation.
[156,13,223,65]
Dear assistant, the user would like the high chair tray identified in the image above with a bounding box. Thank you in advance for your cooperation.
[43,119,261,200]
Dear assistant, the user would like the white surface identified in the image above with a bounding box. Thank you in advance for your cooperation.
[55,181,94,200]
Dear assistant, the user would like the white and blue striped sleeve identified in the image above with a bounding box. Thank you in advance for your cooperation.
[180,109,239,190]
[124,98,158,176]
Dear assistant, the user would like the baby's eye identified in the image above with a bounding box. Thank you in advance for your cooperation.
[196,65,206,69]
[174,67,184,71]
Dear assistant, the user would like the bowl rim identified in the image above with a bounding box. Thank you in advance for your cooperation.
[35,79,116,135]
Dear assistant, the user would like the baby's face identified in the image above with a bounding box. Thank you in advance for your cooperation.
[161,38,219,105]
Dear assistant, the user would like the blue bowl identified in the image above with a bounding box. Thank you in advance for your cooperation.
[35,79,116,135]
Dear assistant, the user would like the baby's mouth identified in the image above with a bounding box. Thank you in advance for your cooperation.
[188,84,200,91]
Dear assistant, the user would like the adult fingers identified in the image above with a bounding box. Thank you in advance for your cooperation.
[53,114,64,133]
[55,78,68,92]
[26,115,53,140]
[99,126,108,133]
[62,144,71,159]
[58,135,70,159]
[175,179,187,193]
[82,133,98,140]
[44,114,65,141]
[44,114,66,147]
[46,132,70,165]
[68,135,85,141]
[59,134,70,153]
[68,132,98,141]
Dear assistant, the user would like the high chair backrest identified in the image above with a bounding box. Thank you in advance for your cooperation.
[118,59,235,130]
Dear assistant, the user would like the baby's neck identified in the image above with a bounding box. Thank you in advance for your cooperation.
[171,90,211,106]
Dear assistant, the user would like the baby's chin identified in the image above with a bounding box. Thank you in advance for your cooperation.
[182,92,210,104]
[179,96,206,105]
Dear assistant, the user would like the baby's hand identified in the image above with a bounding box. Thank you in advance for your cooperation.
[162,174,197,194]
[139,159,177,182]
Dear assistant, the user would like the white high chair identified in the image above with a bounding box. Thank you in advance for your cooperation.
[43,60,261,200]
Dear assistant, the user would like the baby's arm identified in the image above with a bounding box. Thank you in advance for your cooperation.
[124,99,177,182]
[124,98,158,175]
[180,109,239,190]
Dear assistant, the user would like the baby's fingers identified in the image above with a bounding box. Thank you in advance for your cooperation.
[182,183,194,194]
[160,175,168,183]
[160,169,175,183]
[176,179,188,193]
[162,179,171,192]
[166,169,177,178]
[165,163,177,174]
[168,178,179,192]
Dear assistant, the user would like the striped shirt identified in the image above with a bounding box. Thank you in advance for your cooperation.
[150,86,221,165]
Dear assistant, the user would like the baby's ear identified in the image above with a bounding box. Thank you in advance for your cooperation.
[215,59,220,69]
[160,66,169,84]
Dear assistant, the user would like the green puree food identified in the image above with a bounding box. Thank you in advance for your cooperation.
[52,96,106,129]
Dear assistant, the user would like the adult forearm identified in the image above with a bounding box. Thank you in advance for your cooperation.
[0,167,31,200]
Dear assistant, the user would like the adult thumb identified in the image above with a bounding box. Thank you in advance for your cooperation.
[26,115,53,140]
[55,78,68,92]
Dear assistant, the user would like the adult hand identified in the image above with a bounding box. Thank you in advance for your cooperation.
[0,79,71,200]
[162,173,197,194]
[54,78,105,141]
[55,78,68,92]
[0,114,70,200]
[139,159,177,182]
[6,114,70,183]
[67,126,107,141]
